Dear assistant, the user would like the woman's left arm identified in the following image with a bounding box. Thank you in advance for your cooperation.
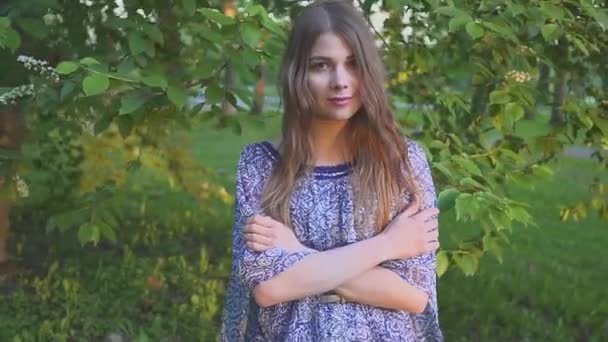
[335,141,439,314]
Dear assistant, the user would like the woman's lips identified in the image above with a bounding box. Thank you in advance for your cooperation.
[328,96,352,107]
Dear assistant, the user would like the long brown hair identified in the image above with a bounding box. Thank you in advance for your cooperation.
[261,0,417,232]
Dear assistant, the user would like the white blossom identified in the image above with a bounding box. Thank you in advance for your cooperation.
[0,85,35,105]
[13,174,29,198]
[17,55,60,83]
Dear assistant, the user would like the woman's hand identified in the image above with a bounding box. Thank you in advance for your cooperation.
[244,215,307,253]
[381,195,440,260]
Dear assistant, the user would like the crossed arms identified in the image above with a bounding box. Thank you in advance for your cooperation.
[233,144,440,314]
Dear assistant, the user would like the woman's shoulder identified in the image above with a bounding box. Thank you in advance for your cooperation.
[236,140,280,184]
[404,137,425,156]
[239,140,280,164]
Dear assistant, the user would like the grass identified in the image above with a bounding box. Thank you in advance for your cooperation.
[438,157,607,341]
[193,118,608,341]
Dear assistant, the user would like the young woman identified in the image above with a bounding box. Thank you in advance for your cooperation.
[221,0,442,340]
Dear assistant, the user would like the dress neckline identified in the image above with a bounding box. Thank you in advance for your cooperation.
[259,141,353,180]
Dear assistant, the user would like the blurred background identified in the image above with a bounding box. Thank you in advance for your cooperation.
[0,0,606,341]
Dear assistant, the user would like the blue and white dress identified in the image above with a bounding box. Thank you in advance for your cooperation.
[221,140,443,341]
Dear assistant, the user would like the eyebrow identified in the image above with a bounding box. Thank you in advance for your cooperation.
[309,55,355,62]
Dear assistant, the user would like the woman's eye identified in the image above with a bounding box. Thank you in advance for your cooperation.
[311,62,329,70]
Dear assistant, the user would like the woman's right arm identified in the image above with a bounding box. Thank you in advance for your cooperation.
[250,233,391,307]
[244,206,438,308]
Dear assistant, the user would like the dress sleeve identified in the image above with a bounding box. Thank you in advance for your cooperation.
[232,149,313,291]
[221,145,313,341]
[380,141,439,312]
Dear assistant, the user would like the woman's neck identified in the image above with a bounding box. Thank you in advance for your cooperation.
[310,119,351,166]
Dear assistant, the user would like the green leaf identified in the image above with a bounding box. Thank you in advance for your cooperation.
[80,57,100,65]
[181,0,196,16]
[429,140,448,149]
[489,209,511,231]
[482,234,503,263]
[448,15,470,32]
[541,23,560,42]
[436,251,449,277]
[435,6,469,18]
[508,3,526,16]
[98,221,117,242]
[119,91,148,114]
[56,61,79,75]
[452,253,478,276]
[505,102,525,127]
[47,209,89,233]
[2,28,21,51]
[482,20,518,42]
[82,74,110,96]
[128,32,147,55]
[94,114,114,135]
[205,84,224,105]
[167,86,188,109]
[438,188,460,211]
[143,24,164,45]
[453,156,482,177]
[142,74,168,89]
[509,205,532,226]
[465,21,485,39]
[566,33,594,56]
[589,110,608,135]
[78,222,100,245]
[587,5,608,30]
[489,90,511,104]
[116,115,133,138]
[247,4,266,17]
[60,81,76,100]
[261,15,285,39]
[198,8,236,25]
[540,2,566,20]
[532,164,554,179]
[459,177,484,190]
[199,25,224,44]
[455,193,481,221]
[241,22,262,48]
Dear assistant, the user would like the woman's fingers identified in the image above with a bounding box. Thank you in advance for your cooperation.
[414,208,440,222]
[249,215,280,229]
[245,232,274,246]
[247,241,269,252]
[245,223,274,237]
[426,240,440,252]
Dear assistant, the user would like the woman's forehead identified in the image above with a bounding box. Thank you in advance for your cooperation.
[309,33,353,60]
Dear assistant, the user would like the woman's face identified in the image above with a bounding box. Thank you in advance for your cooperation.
[307,33,362,121]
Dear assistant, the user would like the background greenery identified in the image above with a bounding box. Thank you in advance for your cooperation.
[0,0,606,340]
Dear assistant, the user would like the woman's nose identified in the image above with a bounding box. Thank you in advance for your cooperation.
[330,65,350,90]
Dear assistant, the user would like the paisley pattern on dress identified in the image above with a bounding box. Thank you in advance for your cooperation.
[221,140,443,341]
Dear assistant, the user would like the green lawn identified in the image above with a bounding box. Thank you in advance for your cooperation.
[194,120,608,341]
[438,157,607,341]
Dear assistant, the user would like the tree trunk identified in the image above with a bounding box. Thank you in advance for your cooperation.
[550,70,569,126]
[0,105,27,265]
[525,62,550,120]
[251,62,267,115]
[222,0,237,115]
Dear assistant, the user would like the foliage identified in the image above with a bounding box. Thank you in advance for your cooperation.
[0,0,607,339]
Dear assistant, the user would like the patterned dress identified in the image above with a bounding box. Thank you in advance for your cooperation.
[221,140,443,341]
